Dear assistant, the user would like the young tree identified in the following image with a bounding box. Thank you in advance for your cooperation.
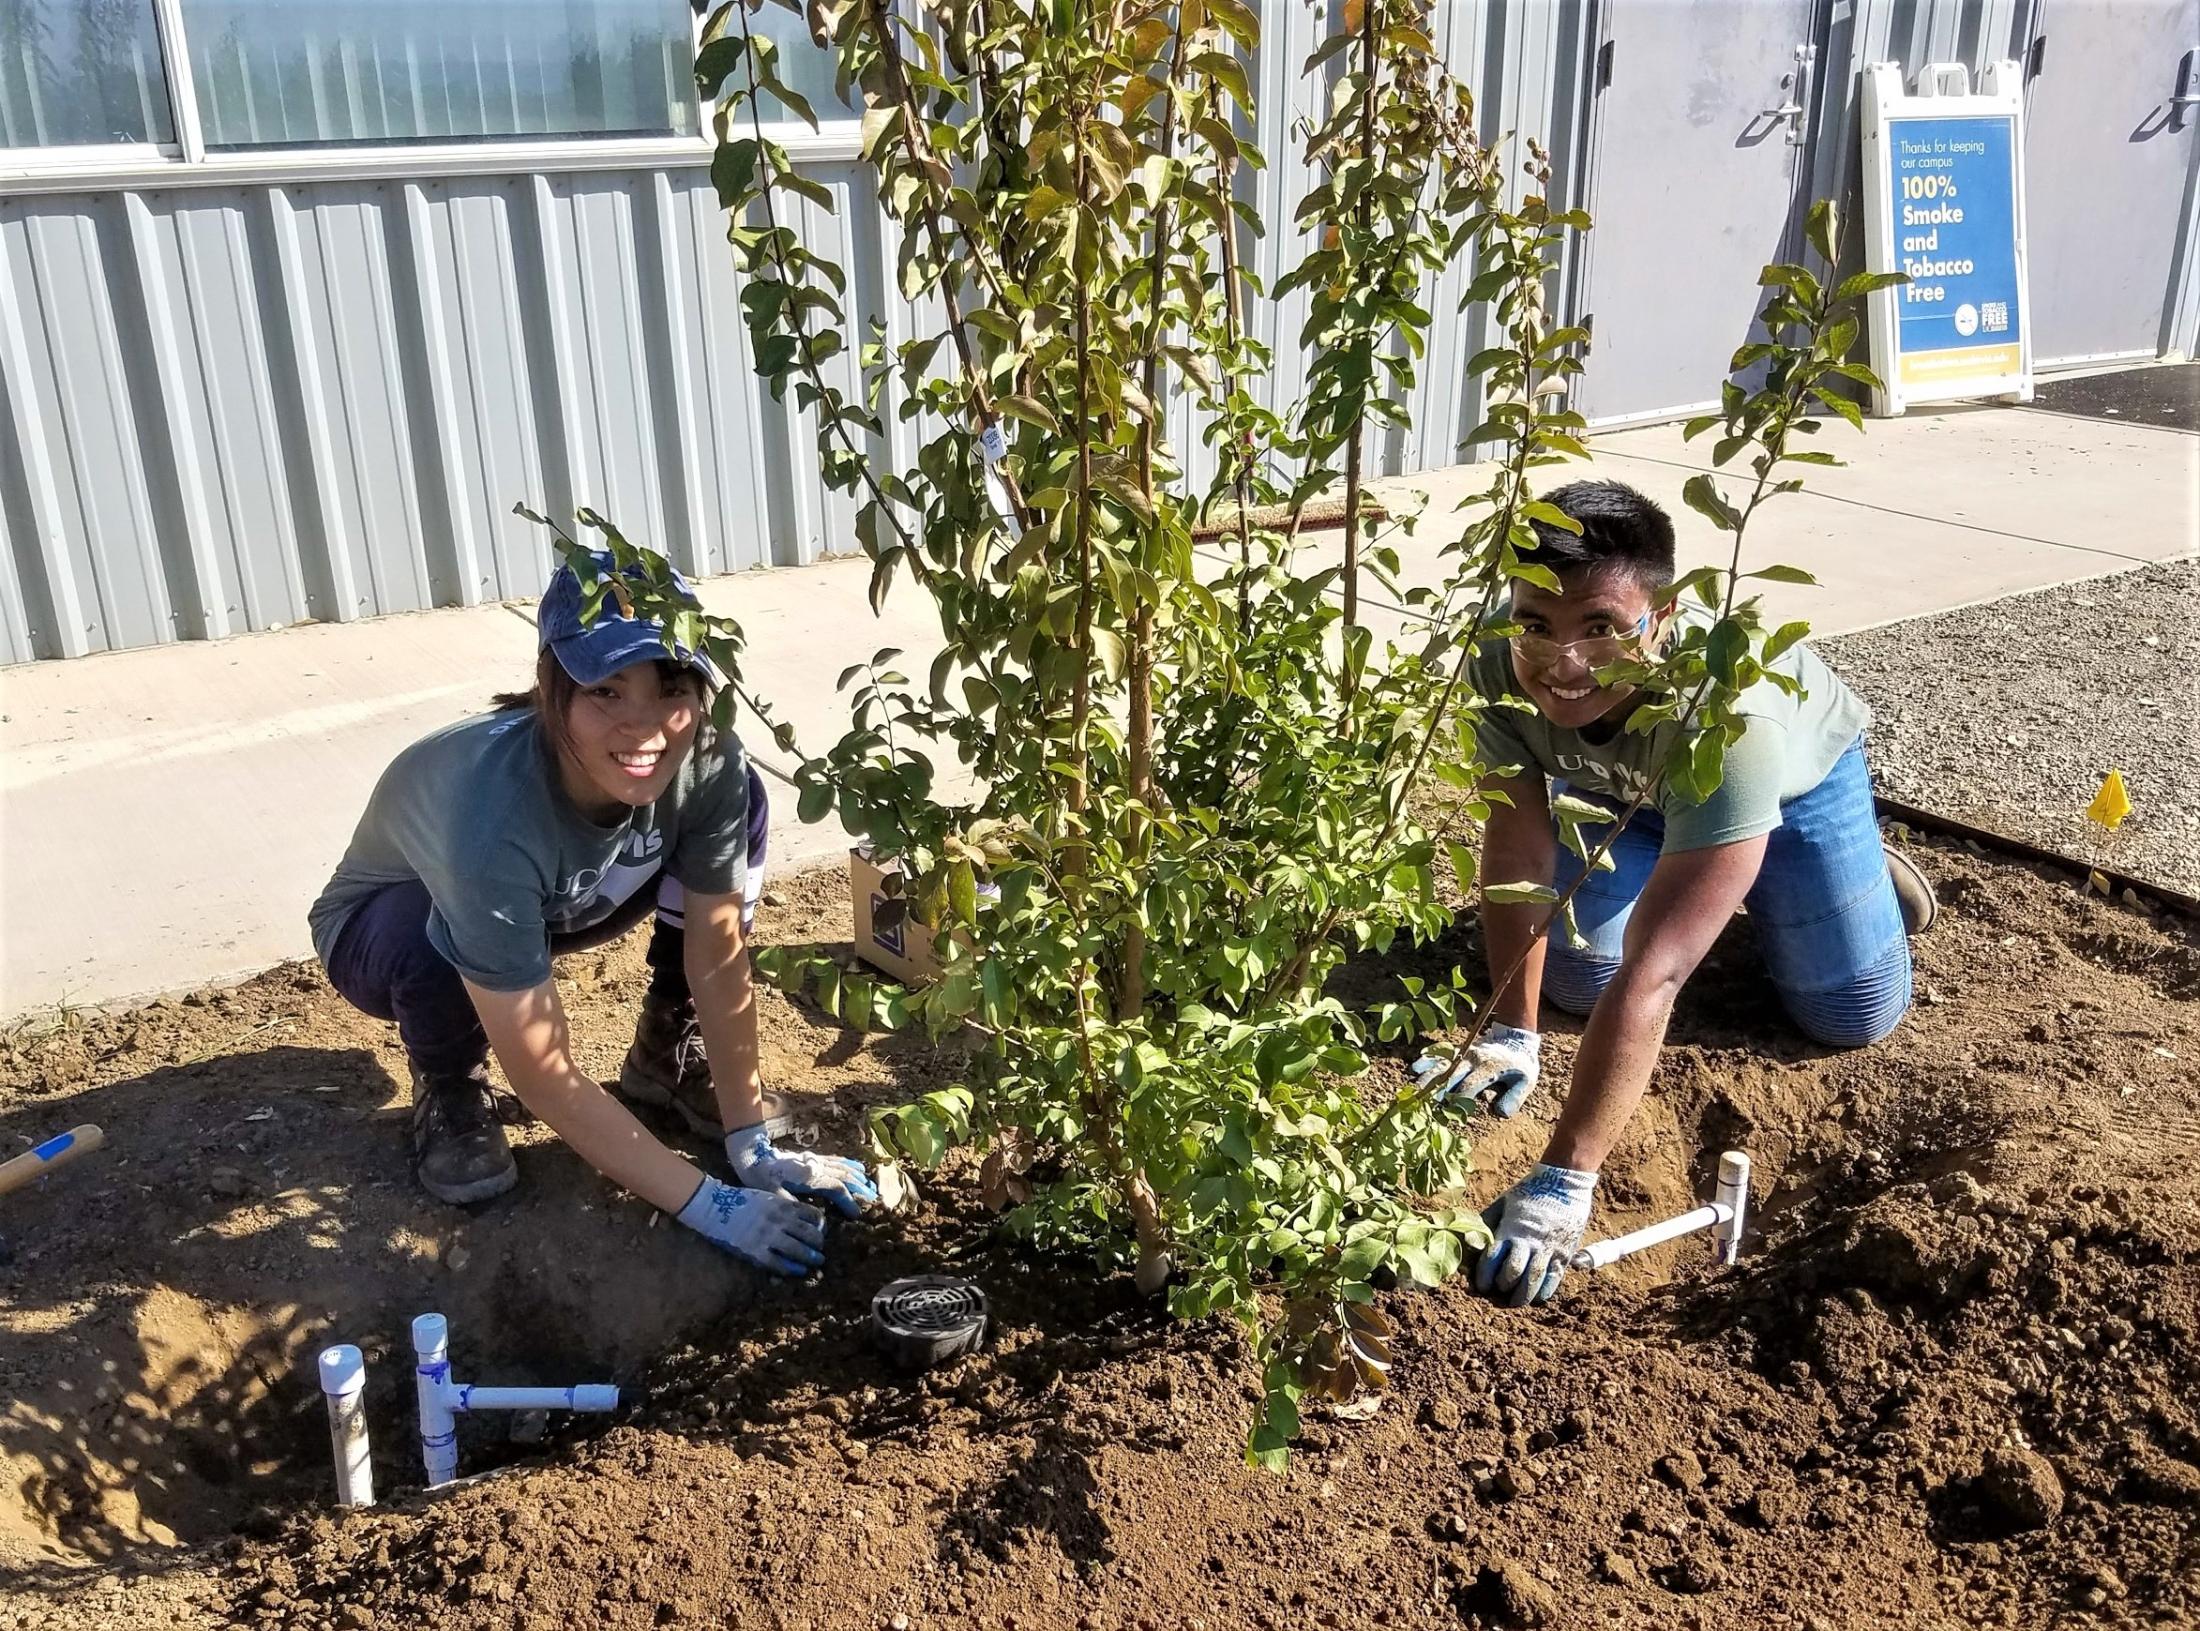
[541,0,1895,1461]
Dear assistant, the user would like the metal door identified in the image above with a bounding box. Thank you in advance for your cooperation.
[2023,0,2200,367]
[1569,0,1822,425]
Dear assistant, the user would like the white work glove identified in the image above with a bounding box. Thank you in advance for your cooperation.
[1474,1162,1598,1308]
[726,1124,879,1219]
[675,1176,827,1277]
[1412,1024,1542,1118]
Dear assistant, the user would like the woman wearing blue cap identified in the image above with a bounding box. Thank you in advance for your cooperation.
[308,551,875,1277]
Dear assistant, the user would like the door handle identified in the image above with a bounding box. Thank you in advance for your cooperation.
[1761,59,1808,145]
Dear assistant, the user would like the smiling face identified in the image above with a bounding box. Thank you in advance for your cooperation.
[553,660,703,820]
[1507,565,1667,732]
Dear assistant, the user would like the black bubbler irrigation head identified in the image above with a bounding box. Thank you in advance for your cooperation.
[871,1275,989,1369]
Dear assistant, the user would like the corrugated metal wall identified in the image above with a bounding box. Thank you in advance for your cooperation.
[0,160,880,662]
[0,0,2158,665]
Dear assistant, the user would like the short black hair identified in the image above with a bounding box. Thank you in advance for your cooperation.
[1520,480,1675,591]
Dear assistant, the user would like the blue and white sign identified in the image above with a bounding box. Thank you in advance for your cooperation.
[1861,62,2034,414]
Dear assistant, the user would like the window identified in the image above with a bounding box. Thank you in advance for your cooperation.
[739,14,849,121]
[176,0,704,149]
[0,0,175,147]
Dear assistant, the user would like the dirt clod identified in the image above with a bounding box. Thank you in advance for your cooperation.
[1463,1561,1558,1628]
[1976,1445,2066,1532]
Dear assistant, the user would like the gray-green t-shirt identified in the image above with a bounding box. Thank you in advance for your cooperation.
[1469,613,1869,852]
[308,710,750,991]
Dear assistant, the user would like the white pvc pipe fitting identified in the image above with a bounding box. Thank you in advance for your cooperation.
[1570,1149,1753,1273]
[317,1344,375,1508]
[412,1310,618,1488]
[1572,1203,1734,1271]
[1712,1150,1751,1266]
[412,1313,461,1488]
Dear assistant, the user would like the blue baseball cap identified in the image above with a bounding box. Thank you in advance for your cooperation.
[537,548,712,686]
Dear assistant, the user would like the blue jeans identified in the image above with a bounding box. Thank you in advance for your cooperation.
[1542,739,1910,1047]
[323,765,771,1076]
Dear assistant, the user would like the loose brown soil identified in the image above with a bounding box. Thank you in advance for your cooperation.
[2,837,2196,1631]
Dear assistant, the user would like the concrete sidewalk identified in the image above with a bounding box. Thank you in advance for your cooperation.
[2,404,2192,1021]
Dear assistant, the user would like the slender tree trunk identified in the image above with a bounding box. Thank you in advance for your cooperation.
[1339,0,1382,707]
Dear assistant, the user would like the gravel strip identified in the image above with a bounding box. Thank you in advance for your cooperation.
[1817,556,2200,897]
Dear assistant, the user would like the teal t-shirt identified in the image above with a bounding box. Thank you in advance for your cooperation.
[308,710,750,991]
[1468,612,1869,852]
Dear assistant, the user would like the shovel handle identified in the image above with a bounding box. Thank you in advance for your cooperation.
[0,1125,105,1199]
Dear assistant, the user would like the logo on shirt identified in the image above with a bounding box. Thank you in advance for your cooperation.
[551,826,666,930]
[1549,749,1654,799]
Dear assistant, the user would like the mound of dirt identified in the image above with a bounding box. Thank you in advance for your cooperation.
[2,836,2196,1631]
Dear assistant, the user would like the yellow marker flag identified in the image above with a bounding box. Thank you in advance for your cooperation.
[2085,770,2132,831]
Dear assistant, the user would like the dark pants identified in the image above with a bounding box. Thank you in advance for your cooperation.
[324,765,770,1077]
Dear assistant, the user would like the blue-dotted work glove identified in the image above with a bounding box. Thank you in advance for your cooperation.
[725,1125,879,1219]
[1412,1024,1542,1118]
[1475,1162,1598,1308]
[676,1176,827,1276]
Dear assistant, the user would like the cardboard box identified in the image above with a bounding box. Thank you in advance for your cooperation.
[849,848,943,985]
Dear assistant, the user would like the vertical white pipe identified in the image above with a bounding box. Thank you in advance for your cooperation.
[412,1312,459,1488]
[1712,1150,1752,1267]
[317,1344,374,1508]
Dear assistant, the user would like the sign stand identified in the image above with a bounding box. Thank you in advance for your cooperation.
[1861,60,2034,416]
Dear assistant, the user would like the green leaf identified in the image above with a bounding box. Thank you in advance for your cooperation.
[998,394,1058,432]
[1520,499,1582,535]
[1338,1235,1389,1280]
[1817,390,1866,430]
[1680,474,1740,533]
[710,138,759,208]
[1688,728,1728,802]
[1206,0,1260,45]
[1758,264,1821,304]
[1763,619,1810,662]
[1706,619,1748,686]
[1805,199,1838,266]
[840,973,875,1030]
[1833,269,1907,302]
[1023,184,1073,222]
[1744,563,1818,584]
[1090,626,1128,683]
[947,857,979,927]
[1483,881,1558,905]
[1187,50,1251,110]
[695,36,747,98]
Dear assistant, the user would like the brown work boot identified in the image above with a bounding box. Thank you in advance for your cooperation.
[616,989,722,1137]
[409,1063,518,1206]
[1886,844,1938,935]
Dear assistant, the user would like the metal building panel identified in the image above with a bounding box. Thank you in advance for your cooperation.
[549,176,670,559]
[135,189,316,634]
[287,183,437,618]
[773,162,879,566]
[0,201,167,655]
[1248,0,1328,468]
[682,177,782,575]
[407,178,554,603]
[646,169,712,579]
